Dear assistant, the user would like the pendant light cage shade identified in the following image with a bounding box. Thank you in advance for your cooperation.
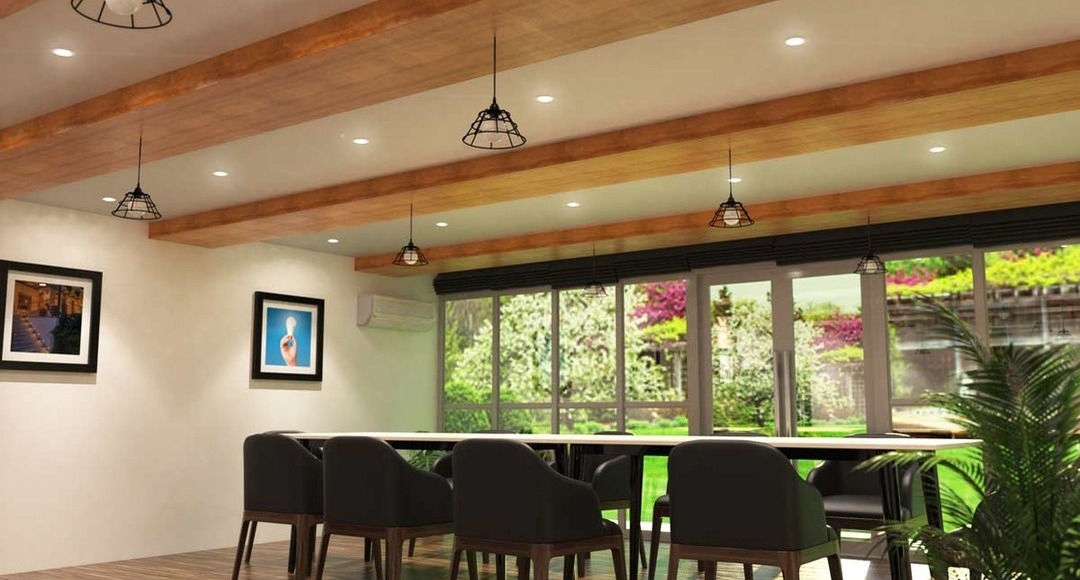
[393,242,429,267]
[462,103,526,150]
[393,204,429,267]
[112,186,162,220]
[854,253,886,276]
[709,196,755,228]
[71,0,172,29]
[582,282,608,297]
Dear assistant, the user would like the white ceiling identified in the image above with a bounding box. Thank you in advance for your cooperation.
[9,0,1080,261]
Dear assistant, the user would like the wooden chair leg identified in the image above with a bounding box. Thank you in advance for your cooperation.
[564,555,575,580]
[408,538,416,557]
[365,538,373,562]
[484,552,491,564]
[704,561,717,580]
[518,557,531,580]
[372,539,384,580]
[665,545,680,580]
[386,529,404,580]
[467,551,480,580]
[450,546,463,580]
[288,526,297,574]
[497,554,507,580]
[778,553,800,580]
[648,512,663,580]
[314,532,332,580]
[612,542,628,580]
[639,535,648,569]
[743,563,754,580]
[295,517,315,579]
[826,555,842,580]
[231,520,250,580]
[530,547,551,580]
[576,551,586,576]
[243,521,257,564]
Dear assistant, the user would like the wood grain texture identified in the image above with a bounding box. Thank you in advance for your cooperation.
[149,41,1080,247]
[0,0,773,197]
[0,0,40,19]
[352,162,1080,275]
[5,534,898,579]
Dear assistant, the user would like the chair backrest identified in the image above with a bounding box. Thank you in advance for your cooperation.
[431,452,454,478]
[819,433,922,497]
[668,440,829,550]
[323,436,452,527]
[243,433,323,515]
[581,430,633,482]
[453,438,604,543]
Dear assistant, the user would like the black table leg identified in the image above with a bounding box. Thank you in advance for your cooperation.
[554,444,569,476]
[881,463,913,580]
[629,454,643,580]
[921,464,944,531]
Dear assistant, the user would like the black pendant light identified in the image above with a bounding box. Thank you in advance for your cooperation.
[709,150,754,228]
[392,204,429,267]
[582,244,607,297]
[72,0,172,30]
[854,218,885,275]
[462,37,526,150]
[112,134,162,221]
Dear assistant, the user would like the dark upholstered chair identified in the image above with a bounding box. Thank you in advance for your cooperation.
[450,439,628,580]
[314,436,454,580]
[232,433,323,580]
[806,433,927,538]
[647,431,766,580]
[576,431,647,575]
[666,440,842,580]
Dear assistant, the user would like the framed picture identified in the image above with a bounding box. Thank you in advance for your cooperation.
[0,260,103,373]
[251,292,324,381]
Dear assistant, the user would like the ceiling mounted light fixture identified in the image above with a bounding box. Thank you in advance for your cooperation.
[462,36,525,150]
[583,244,607,297]
[111,134,162,221]
[854,218,885,275]
[392,204,429,267]
[709,150,754,228]
[71,0,172,30]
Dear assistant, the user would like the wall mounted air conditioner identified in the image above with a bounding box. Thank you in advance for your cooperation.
[356,293,435,332]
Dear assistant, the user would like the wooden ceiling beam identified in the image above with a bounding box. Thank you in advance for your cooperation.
[0,0,774,197]
[149,41,1080,247]
[352,162,1080,276]
[0,0,41,19]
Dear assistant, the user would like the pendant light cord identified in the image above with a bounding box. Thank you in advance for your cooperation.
[409,204,415,243]
[727,149,734,200]
[491,36,497,102]
[136,134,143,187]
[866,217,873,253]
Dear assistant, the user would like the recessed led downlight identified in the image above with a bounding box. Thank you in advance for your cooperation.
[212,171,229,177]
[566,202,581,208]
[536,95,555,104]
[352,138,370,145]
[929,146,946,153]
[102,196,117,203]
[327,238,340,244]
[435,221,449,228]
[52,48,75,58]
[784,37,806,47]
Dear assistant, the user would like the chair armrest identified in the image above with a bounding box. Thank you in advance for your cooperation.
[543,471,605,541]
[794,480,831,545]
[591,456,630,502]
[900,462,926,518]
[806,460,843,496]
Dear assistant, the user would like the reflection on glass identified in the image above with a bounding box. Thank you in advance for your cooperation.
[559,288,617,403]
[443,299,494,430]
[886,255,974,432]
[499,292,552,404]
[498,407,551,434]
[559,407,617,434]
[987,245,1079,349]
[624,281,688,403]
[792,274,867,438]
[710,281,776,435]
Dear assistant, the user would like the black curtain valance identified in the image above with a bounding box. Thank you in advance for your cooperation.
[434,201,1080,295]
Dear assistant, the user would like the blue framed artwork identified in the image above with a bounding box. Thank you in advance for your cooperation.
[251,291,324,381]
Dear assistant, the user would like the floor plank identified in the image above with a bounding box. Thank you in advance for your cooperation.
[6,533,916,579]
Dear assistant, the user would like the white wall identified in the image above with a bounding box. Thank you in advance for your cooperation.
[0,199,437,575]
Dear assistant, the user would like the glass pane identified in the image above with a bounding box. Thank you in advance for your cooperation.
[442,407,492,433]
[792,274,867,438]
[443,298,494,407]
[498,407,552,434]
[624,280,688,403]
[498,292,553,404]
[886,255,975,433]
[558,407,618,434]
[710,281,776,435]
[986,244,1079,349]
[627,407,689,523]
[559,288,617,403]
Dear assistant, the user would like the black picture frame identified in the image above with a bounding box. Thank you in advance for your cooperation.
[0,260,103,373]
[251,291,324,381]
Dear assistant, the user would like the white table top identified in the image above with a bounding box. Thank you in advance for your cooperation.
[291,431,979,452]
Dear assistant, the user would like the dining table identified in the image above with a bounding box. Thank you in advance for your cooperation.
[291,431,980,580]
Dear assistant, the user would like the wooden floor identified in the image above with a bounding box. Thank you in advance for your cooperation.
[6,535,918,580]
